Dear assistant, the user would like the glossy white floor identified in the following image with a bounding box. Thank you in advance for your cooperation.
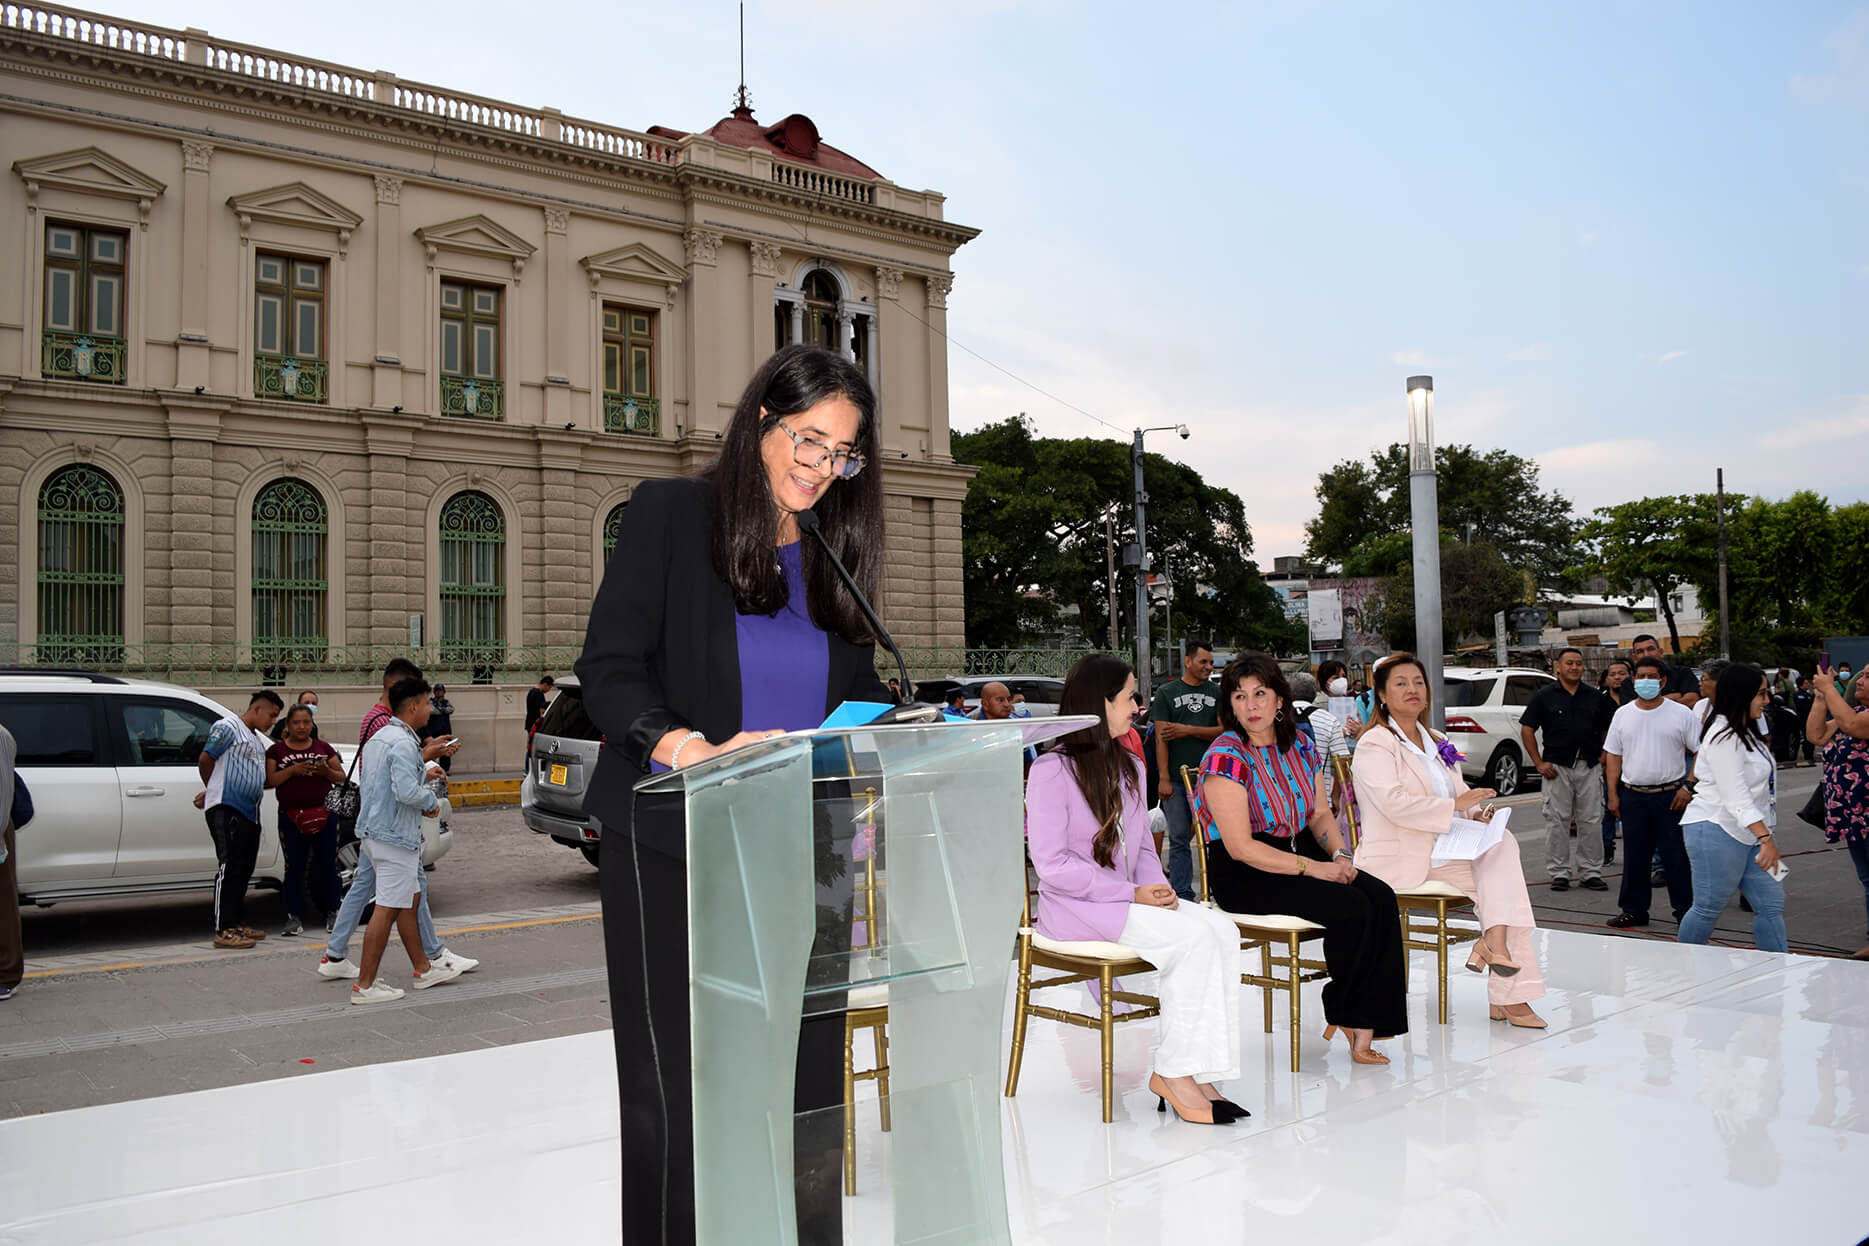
[2,929,1863,1245]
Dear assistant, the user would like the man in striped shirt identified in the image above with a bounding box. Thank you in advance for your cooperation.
[197,690,284,949]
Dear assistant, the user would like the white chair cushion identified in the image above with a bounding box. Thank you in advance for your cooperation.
[1397,882,1470,899]
[1029,930,1145,961]
[1215,909,1325,933]
[847,983,889,1010]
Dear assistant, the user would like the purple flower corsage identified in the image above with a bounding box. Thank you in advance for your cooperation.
[1435,739,1465,769]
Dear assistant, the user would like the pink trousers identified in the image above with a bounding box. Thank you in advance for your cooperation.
[1418,830,1546,1005]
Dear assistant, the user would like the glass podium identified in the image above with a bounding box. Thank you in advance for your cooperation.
[635,715,1094,1246]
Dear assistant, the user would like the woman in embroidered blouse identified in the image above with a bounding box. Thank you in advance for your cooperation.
[1026,653,1247,1124]
[1351,652,1547,1028]
[1194,653,1407,1065]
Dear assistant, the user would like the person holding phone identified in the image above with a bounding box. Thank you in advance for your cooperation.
[1807,659,1869,959]
[1678,665,1786,952]
[266,704,345,938]
[420,684,456,773]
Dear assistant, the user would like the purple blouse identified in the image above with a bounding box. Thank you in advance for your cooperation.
[736,540,829,733]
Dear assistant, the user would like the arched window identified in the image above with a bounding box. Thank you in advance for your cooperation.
[602,501,628,564]
[37,465,126,660]
[252,479,328,659]
[801,269,841,350]
[439,490,506,661]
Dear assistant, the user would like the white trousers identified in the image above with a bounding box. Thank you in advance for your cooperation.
[1117,900,1242,1082]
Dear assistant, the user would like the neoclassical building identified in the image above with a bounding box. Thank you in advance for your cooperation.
[0,9,976,719]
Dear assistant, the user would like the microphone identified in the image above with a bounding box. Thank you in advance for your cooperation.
[794,507,917,712]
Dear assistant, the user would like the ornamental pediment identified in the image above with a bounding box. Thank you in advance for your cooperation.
[228,181,364,255]
[415,214,538,279]
[580,241,687,285]
[13,147,167,217]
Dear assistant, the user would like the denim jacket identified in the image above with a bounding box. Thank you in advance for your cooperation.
[355,717,436,852]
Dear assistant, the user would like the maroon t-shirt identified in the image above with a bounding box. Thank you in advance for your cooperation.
[267,739,339,810]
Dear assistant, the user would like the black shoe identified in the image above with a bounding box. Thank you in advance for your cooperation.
[1739,895,1753,913]
[1581,877,1609,891]
[1606,912,1649,928]
[1672,909,1687,922]
[1604,850,1616,865]
[1651,869,1668,886]
[1550,877,1570,893]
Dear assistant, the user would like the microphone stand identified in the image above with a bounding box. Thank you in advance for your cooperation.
[794,508,939,725]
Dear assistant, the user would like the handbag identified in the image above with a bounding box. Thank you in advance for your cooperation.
[323,745,365,821]
[1796,777,1826,830]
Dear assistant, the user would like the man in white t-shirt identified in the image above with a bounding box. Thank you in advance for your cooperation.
[195,690,283,949]
[1603,657,1701,928]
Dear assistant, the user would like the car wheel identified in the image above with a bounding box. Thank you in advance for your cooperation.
[1485,747,1523,797]
[580,842,600,868]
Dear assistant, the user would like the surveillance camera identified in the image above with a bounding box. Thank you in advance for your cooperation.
[1177,425,1190,440]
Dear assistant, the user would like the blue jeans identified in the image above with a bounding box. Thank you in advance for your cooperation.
[1677,820,1786,953]
[1848,837,1869,939]
[325,845,443,961]
[1162,772,1196,900]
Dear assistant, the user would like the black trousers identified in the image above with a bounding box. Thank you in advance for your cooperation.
[206,806,261,933]
[601,794,847,1246]
[1206,832,1409,1038]
[1616,785,1694,919]
[278,808,343,919]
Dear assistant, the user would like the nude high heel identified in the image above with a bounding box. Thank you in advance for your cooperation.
[1465,940,1521,977]
[1149,1073,1231,1125]
[1489,1004,1548,1029]
[1323,1024,1390,1065]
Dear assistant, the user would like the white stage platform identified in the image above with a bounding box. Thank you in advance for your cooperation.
[2,929,1863,1245]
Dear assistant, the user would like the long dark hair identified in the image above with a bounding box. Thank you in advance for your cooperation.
[1217,652,1298,752]
[1054,653,1139,870]
[1370,651,1438,742]
[706,345,883,643]
[1703,663,1768,754]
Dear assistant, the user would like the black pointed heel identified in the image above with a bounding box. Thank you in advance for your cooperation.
[1156,1095,1167,1113]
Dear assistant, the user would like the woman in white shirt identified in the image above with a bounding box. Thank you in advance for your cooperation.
[1678,665,1786,952]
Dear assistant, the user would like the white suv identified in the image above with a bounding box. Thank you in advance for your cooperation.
[0,671,449,906]
[1441,667,1557,797]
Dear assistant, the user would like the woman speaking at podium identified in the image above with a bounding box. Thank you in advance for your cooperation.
[577,344,892,1244]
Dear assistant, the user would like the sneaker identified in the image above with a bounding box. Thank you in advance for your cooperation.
[215,929,257,949]
[317,956,361,980]
[280,916,304,938]
[412,960,466,990]
[350,982,405,1006]
[1581,877,1609,891]
[433,947,479,974]
[0,985,13,1002]
[238,926,267,941]
[1550,877,1570,893]
[1650,869,1667,887]
[326,911,336,934]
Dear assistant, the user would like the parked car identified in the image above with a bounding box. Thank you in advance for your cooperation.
[1441,667,1557,798]
[910,675,1064,717]
[522,674,604,866]
[0,671,451,906]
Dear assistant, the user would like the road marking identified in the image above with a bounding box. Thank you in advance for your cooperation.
[439,913,600,936]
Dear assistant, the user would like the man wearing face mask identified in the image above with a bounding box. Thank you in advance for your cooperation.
[270,690,320,742]
[1602,656,1701,928]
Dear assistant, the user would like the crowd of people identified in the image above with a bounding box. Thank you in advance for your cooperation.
[1019,637,1869,1125]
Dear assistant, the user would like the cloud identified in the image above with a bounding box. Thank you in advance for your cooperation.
[1758,395,1869,449]
[1578,229,1600,248]
[1390,349,1428,367]
[1657,349,1690,364]
[1505,341,1552,362]
[1540,438,1666,473]
[1790,11,1869,100]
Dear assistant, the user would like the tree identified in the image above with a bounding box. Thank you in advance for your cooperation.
[1578,495,1722,654]
[952,417,1304,654]
[1306,443,1580,587]
[1375,540,1527,648]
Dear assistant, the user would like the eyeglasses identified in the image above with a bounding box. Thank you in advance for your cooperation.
[775,418,866,479]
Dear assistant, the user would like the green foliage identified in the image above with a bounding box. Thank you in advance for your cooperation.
[952,416,1304,654]
[1376,540,1527,647]
[1305,443,1579,587]
[1577,494,1723,654]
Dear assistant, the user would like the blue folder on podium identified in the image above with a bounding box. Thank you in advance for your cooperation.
[634,714,1092,1245]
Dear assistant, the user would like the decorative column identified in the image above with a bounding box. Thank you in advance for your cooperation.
[364,420,414,647]
[682,228,723,436]
[748,241,782,367]
[789,300,804,346]
[371,175,403,409]
[836,310,855,362]
[176,140,213,390]
[543,206,572,426]
[925,274,954,459]
[864,312,879,389]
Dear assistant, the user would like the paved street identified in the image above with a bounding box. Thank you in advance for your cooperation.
[4,762,1863,1122]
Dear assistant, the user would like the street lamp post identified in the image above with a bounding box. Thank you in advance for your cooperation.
[1406,376,1445,730]
[1131,424,1189,704]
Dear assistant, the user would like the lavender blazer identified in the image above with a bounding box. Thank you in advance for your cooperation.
[1024,752,1167,943]
[1348,723,1468,891]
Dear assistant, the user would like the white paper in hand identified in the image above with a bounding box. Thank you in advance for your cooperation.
[1431,806,1511,864]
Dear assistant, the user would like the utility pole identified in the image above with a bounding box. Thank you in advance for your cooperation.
[1105,512,1118,652]
[1406,377,1445,730]
[1716,467,1731,659]
[1132,430,1150,702]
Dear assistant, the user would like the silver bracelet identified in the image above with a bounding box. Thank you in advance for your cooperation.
[669,730,706,770]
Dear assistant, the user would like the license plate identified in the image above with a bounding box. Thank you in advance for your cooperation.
[548,764,568,787]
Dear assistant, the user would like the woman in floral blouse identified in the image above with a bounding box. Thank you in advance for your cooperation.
[1806,662,1869,960]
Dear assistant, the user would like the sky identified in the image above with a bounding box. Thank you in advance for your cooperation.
[135,0,1869,561]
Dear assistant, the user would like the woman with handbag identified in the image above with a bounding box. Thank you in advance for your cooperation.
[267,704,345,938]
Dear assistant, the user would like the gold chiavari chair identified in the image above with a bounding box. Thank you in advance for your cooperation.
[843,790,890,1196]
[1181,765,1328,1073]
[1004,874,1162,1124]
[1332,754,1479,1025]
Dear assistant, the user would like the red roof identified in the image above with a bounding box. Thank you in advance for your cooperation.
[647,106,881,180]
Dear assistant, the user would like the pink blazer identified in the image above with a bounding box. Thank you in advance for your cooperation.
[1024,752,1167,943]
[1349,723,1468,891]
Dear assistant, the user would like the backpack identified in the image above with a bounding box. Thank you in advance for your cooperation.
[1292,702,1317,748]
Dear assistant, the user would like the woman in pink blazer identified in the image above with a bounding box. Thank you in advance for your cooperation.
[1350,653,1547,1027]
[1026,653,1246,1125]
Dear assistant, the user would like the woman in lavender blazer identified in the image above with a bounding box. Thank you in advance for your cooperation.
[1025,653,1246,1126]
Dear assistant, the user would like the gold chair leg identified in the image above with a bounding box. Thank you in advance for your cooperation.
[1099,964,1116,1124]
[1286,933,1302,1073]
[1401,911,1412,990]
[1260,941,1274,1033]
[1436,902,1450,1025]
[1004,938,1033,1098]
[874,1020,892,1133]
[843,1014,858,1197]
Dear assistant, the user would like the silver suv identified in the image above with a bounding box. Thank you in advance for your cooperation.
[521,674,603,866]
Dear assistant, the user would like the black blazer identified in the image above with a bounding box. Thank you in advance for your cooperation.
[576,476,891,857]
